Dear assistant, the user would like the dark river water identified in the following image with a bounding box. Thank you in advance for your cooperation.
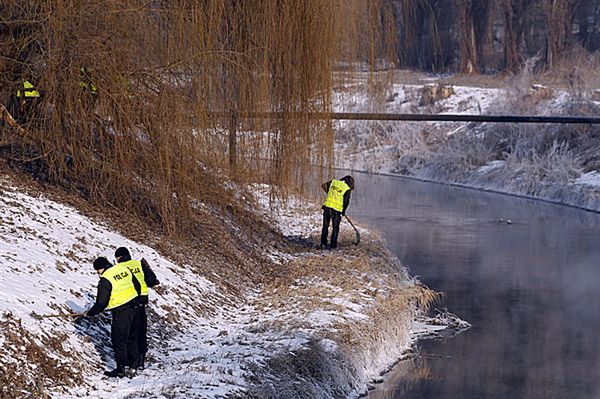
[347,172,600,399]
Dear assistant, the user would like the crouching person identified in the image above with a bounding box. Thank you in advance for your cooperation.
[85,256,141,378]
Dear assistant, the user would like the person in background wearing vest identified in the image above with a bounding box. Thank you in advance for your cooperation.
[320,175,354,249]
[8,80,41,125]
[79,66,98,96]
[85,256,141,378]
[114,247,159,371]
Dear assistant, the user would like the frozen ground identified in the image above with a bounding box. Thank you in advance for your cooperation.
[0,175,453,398]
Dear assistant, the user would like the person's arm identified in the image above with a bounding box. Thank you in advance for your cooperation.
[86,278,111,316]
[141,258,159,288]
[131,271,142,296]
[321,180,331,193]
[342,190,352,215]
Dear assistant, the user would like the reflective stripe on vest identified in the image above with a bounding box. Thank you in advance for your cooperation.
[16,81,40,98]
[102,263,138,310]
[323,179,350,212]
[118,259,147,297]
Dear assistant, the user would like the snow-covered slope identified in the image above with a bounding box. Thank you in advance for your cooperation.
[0,176,271,398]
[0,175,449,399]
[331,72,600,212]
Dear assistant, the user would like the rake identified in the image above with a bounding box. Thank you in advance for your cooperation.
[344,215,360,245]
[30,311,85,320]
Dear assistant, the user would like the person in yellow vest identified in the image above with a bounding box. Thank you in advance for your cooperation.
[114,247,159,371]
[79,67,98,96]
[85,256,141,378]
[320,175,354,249]
[10,80,41,124]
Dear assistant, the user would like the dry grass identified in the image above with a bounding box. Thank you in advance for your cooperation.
[246,231,438,399]
[0,312,82,399]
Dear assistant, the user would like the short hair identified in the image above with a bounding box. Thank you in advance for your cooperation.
[93,256,111,270]
[114,247,131,262]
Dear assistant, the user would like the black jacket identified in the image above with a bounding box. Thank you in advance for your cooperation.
[138,258,159,305]
[141,258,159,288]
[86,264,141,316]
[322,180,352,215]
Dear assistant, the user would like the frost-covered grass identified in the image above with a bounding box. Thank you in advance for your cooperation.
[333,70,600,212]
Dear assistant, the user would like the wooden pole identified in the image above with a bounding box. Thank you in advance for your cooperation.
[229,109,237,173]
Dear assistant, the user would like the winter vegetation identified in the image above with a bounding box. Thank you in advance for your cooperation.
[333,51,600,212]
[2,0,600,398]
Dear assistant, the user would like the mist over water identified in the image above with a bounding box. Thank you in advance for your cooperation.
[348,173,600,399]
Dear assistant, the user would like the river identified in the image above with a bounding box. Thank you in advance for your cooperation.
[348,172,600,399]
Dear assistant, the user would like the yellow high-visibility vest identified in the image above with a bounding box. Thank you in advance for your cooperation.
[323,179,350,212]
[118,259,147,297]
[79,68,98,94]
[16,81,40,98]
[79,80,98,94]
[102,263,138,310]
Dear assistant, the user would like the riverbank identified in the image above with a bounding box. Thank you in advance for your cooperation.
[0,170,439,398]
[332,70,600,213]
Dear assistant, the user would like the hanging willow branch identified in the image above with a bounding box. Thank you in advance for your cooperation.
[0,0,396,235]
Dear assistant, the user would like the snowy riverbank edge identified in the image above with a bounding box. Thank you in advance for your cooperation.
[337,167,600,216]
[0,177,452,399]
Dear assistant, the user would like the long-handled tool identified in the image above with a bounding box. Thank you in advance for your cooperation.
[344,215,360,245]
[30,311,85,320]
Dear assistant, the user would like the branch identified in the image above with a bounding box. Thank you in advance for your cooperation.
[0,103,30,136]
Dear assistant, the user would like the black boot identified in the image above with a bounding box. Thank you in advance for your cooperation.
[124,366,137,379]
[104,366,125,378]
[133,353,146,370]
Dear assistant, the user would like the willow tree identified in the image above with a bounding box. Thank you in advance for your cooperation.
[0,0,394,234]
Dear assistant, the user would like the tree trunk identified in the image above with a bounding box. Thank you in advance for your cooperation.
[456,0,479,74]
[544,0,579,68]
[503,0,520,73]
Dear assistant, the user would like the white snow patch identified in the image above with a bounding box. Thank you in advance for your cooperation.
[574,171,600,187]
[476,160,506,174]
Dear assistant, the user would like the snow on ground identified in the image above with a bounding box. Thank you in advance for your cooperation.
[0,176,455,398]
[574,171,600,187]
[0,176,265,398]
[330,79,506,173]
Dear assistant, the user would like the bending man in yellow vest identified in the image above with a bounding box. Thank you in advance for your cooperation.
[321,175,354,249]
[85,256,141,378]
[114,247,160,371]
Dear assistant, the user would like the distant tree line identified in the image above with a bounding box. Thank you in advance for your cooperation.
[389,0,600,73]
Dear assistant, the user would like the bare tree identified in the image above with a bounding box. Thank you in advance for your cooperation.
[543,0,580,67]
[456,0,480,73]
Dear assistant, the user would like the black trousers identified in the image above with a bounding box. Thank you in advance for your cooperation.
[138,304,148,356]
[111,304,139,368]
[321,207,342,248]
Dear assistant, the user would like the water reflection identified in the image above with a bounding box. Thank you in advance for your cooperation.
[349,173,600,399]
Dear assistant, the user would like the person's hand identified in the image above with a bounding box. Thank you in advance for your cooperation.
[74,313,88,323]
